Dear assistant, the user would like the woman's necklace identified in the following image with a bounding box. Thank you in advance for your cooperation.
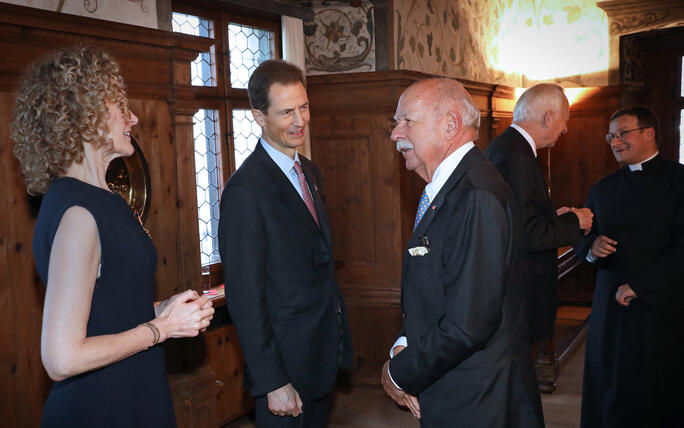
[133,210,152,239]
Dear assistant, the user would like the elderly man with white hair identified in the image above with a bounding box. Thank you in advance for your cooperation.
[380,78,524,427]
[485,83,594,427]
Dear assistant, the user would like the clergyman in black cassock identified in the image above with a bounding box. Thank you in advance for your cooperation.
[575,106,684,428]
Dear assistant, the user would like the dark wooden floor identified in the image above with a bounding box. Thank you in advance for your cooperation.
[224,340,585,428]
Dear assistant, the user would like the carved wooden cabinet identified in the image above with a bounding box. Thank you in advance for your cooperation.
[205,318,254,425]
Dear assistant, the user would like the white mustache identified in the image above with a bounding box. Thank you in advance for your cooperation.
[396,140,414,152]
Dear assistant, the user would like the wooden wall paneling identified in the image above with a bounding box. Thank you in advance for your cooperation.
[130,99,187,297]
[463,78,499,149]
[172,105,203,293]
[205,323,253,425]
[309,72,415,384]
[0,15,174,99]
[169,364,221,428]
[490,86,516,144]
[0,90,51,428]
[343,304,404,385]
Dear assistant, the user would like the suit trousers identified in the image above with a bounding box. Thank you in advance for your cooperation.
[255,393,332,428]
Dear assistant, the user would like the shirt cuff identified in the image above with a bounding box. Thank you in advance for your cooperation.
[389,336,407,358]
[387,362,403,391]
[586,250,597,263]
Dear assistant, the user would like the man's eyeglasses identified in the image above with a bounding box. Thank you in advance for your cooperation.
[605,127,648,144]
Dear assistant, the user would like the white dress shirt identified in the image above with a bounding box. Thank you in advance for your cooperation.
[510,123,537,158]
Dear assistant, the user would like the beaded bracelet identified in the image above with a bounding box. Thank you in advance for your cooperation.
[141,321,160,347]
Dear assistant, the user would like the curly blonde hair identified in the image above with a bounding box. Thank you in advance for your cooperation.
[11,46,130,195]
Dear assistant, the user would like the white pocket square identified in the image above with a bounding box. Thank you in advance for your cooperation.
[408,246,429,256]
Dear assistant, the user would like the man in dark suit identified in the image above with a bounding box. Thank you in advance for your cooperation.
[380,78,521,427]
[484,83,593,426]
[218,59,353,428]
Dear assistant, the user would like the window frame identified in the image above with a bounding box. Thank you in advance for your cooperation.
[172,0,282,277]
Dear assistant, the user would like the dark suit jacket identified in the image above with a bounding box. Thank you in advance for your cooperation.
[218,143,353,401]
[389,147,518,427]
[485,127,580,341]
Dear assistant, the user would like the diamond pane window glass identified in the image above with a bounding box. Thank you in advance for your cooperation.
[232,109,260,169]
[172,12,213,37]
[193,109,221,265]
[189,50,216,87]
[228,23,274,89]
[172,12,216,87]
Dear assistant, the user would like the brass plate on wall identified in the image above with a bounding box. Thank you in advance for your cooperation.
[105,137,151,223]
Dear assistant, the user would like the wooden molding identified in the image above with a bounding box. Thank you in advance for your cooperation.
[210,0,313,20]
[597,0,684,84]
[340,287,401,308]
[0,2,173,46]
[598,0,684,23]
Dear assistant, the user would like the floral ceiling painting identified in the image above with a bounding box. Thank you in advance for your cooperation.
[4,0,157,29]
[303,0,376,74]
[395,0,609,87]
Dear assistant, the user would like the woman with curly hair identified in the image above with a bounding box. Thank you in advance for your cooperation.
[11,46,214,427]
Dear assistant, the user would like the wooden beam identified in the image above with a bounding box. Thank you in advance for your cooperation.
[214,0,313,21]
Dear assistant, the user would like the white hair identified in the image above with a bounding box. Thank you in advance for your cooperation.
[513,83,567,124]
[432,79,481,131]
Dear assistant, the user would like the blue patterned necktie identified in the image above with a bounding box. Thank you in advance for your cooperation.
[413,189,430,231]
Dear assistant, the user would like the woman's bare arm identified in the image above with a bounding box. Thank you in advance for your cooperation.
[41,206,213,381]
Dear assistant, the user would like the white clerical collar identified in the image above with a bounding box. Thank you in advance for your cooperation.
[511,123,537,158]
[424,141,475,202]
[628,151,659,171]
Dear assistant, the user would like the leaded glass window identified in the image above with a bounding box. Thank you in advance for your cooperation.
[228,23,274,89]
[172,12,216,87]
[193,109,221,266]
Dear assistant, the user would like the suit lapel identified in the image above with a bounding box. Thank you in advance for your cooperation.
[508,127,535,158]
[253,144,321,234]
[510,128,552,207]
[413,146,479,237]
[510,128,549,189]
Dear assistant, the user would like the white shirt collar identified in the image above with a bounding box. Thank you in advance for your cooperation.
[424,142,475,202]
[628,151,659,171]
[511,123,537,157]
[260,138,300,175]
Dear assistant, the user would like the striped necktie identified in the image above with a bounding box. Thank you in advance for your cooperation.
[293,161,319,227]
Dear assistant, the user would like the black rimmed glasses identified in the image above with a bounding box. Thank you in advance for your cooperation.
[605,127,648,144]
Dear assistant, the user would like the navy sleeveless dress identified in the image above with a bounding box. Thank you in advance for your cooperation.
[33,177,176,427]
